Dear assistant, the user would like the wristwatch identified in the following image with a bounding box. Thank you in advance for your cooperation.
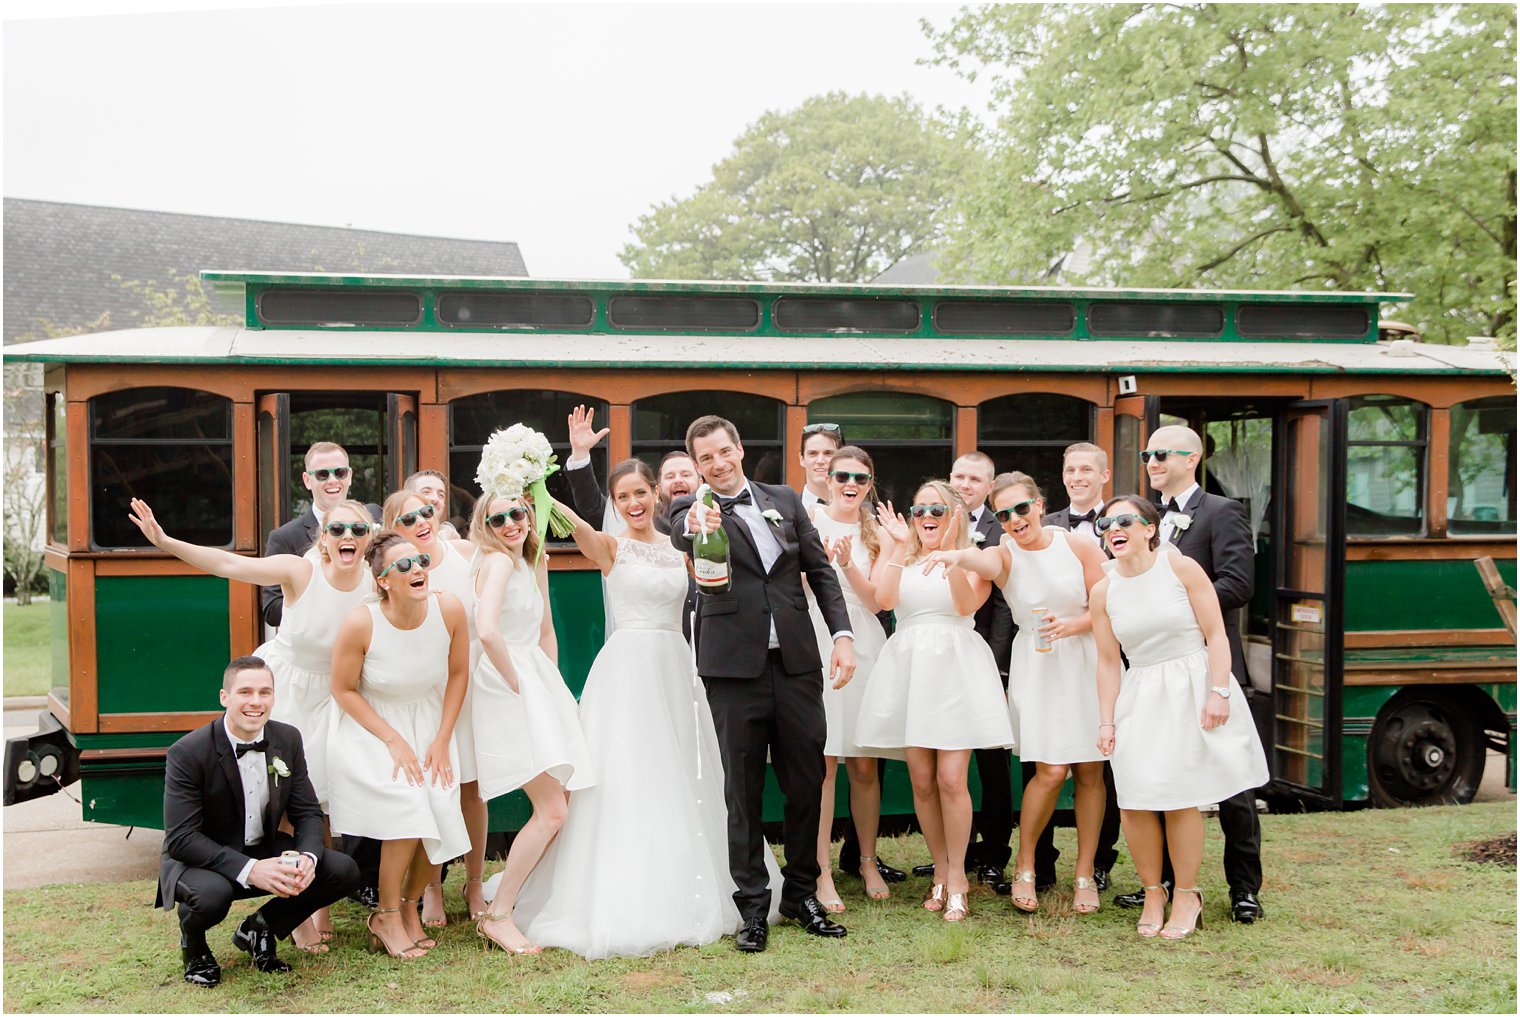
[1210,685,1231,699]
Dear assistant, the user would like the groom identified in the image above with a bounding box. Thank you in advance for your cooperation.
[671,415,856,952]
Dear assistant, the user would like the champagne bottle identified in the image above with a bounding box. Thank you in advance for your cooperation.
[691,485,731,595]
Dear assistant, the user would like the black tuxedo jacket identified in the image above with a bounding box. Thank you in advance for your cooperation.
[670,482,851,678]
[261,502,381,626]
[156,718,325,910]
[970,509,1014,676]
[1165,489,1255,684]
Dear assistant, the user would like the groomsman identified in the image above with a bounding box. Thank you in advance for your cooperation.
[1038,442,1122,892]
[936,451,1015,887]
[1110,424,1266,923]
[798,422,844,512]
[158,657,360,987]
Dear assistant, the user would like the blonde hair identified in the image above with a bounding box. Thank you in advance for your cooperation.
[468,494,541,566]
[905,480,969,564]
[303,441,347,471]
[381,488,429,530]
[315,499,374,563]
[1063,441,1108,473]
[990,471,1043,506]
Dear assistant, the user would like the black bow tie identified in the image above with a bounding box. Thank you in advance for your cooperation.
[718,490,753,513]
[1163,498,1183,514]
[235,738,269,758]
[1069,510,1096,528]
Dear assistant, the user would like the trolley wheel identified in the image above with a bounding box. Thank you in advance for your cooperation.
[1368,691,1484,807]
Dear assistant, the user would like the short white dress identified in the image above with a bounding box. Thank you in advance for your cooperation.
[328,594,470,864]
[854,563,1015,752]
[805,512,890,759]
[512,537,779,957]
[255,559,372,809]
[1104,550,1270,810]
[470,555,595,800]
[428,541,479,784]
[1001,528,1104,764]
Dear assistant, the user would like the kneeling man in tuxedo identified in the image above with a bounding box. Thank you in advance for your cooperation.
[157,655,360,987]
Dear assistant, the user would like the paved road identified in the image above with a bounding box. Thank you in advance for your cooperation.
[3,705,1515,890]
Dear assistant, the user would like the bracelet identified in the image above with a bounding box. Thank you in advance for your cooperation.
[1098,722,1115,729]
[885,562,905,569]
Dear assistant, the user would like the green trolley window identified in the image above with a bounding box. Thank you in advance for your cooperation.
[977,394,1093,503]
[1088,302,1224,338]
[1447,395,1516,535]
[808,392,953,508]
[1346,395,1427,536]
[89,387,233,548]
[632,392,784,485]
[46,390,67,546]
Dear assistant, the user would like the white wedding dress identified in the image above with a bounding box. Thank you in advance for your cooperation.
[503,537,780,958]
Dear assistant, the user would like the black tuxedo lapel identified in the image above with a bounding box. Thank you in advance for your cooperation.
[974,508,999,546]
[1169,488,1205,551]
[749,484,789,576]
[720,502,764,570]
[212,726,243,810]
[262,741,286,845]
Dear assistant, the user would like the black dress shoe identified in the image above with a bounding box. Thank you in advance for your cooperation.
[1114,880,1171,909]
[735,917,769,953]
[975,864,1006,888]
[911,863,935,878]
[181,935,221,988]
[874,857,907,883]
[1230,890,1265,923]
[348,885,380,910]
[778,896,847,938]
[232,912,291,973]
[1093,868,1110,893]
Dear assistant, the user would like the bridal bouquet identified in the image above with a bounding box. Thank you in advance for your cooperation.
[475,424,575,559]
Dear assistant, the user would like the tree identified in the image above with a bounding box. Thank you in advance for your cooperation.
[620,92,970,282]
[929,4,1516,345]
[3,363,48,604]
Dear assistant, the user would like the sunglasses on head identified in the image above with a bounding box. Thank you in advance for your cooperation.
[379,552,431,577]
[830,471,871,485]
[910,504,948,519]
[1139,449,1193,464]
[395,503,436,527]
[803,422,843,440]
[323,521,371,538]
[1095,513,1145,533]
[487,507,531,527]
[993,498,1039,523]
[309,466,350,482]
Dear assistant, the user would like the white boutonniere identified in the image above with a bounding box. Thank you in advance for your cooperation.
[761,509,783,526]
[972,530,986,544]
[1173,514,1193,532]
[268,756,290,787]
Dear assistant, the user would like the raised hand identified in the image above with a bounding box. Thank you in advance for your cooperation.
[832,534,854,569]
[567,404,610,460]
[686,499,723,536]
[126,498,168,547]
[876,500,910,545]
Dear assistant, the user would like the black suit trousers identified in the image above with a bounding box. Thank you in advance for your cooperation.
[703,651,825,920]
[174,834,360,939]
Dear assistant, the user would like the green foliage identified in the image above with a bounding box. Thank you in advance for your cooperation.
[3,601,56,696]
[114,272,241,328]
[621,92,970,282]
[929,4,1517,345]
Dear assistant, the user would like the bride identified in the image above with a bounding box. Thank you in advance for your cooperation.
[500,458,779,958]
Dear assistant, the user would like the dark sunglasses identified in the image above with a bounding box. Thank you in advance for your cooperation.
[378,552,431,577]
[1139,449,1193,464]
[993,498,1039,523]
[395,503,436,527]
[1095,513,1145,533]
[309,466,350,482]
[323,521,371,538]
[487,507,531,527]
[803,422,844,439]
[910,504,948,519]
[830,471,872,485]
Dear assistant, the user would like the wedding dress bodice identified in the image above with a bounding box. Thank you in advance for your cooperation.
[605,538,689,632]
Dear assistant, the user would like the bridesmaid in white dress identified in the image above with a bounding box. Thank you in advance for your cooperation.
[854,481,1015,923]
[804,446,894,909]
[328,531,471,959]
[930,471,1109,915]
[125,496,374,952]
[510,461,779,957]
[469,493,595,955]
[1092,496,1269,940]
[383,489,488,926]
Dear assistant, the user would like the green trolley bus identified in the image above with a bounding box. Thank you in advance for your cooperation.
[4,273,1515,831]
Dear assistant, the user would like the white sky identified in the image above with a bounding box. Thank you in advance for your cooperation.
[3,1,990,279]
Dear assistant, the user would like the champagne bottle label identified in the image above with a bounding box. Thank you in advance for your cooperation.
[693,557,730,587]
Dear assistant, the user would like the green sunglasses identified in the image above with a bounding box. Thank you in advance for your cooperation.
[994,498,1039,523]
[487,507,531,527]
[378,552,431,577]
[395,503,436,528]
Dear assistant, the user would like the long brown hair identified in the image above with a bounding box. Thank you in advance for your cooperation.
[905,480,969,564]
[827,445,881,562]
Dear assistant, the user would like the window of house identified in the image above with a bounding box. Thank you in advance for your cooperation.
[1448,395,1516,535]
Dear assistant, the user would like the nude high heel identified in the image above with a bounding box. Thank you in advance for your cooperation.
[1160,887,1204,939]
[1136,884,1167,938]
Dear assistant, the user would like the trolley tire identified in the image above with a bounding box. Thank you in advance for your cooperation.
[1367,690,1485,807]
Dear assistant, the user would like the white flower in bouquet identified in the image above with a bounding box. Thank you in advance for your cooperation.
[475,424,576,550]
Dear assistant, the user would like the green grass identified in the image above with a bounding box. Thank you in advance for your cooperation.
[3,802,1514,1013]
[4,600,56,697]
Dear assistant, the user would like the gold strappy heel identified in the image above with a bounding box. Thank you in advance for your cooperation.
[923,882,946,912]
[420,882,448,929]
[399,896,438,949]
[465,875,488,920]
[1072,875,1101,914]
[943,891,970,922]
[1161,887,1204,939]
[476,912,542,955]
[367,907,426,959]
[858,854,890,901]
[1136,883,1166,937]
[1009,870,1039,913]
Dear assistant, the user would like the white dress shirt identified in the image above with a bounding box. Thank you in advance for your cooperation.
[1064,504,1102,545]
[800,487,826,513]
[224,718,270,888]
[1161,483,1200,544]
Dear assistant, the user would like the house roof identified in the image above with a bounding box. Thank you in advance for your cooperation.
[2,198,528,343]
